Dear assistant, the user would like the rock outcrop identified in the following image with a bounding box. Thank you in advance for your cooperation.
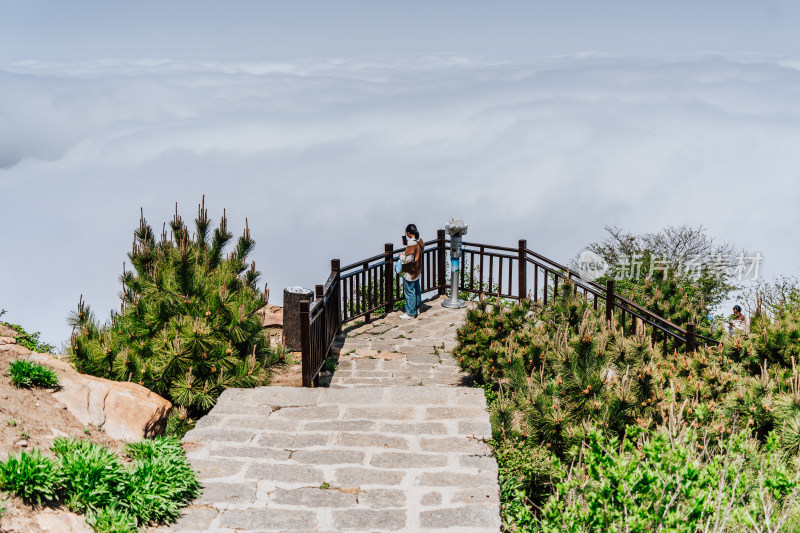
[35,510,93,533]
[27,353,172,441]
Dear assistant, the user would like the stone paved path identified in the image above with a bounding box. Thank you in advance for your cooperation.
[330,297,474,388]
[156,296,500,532]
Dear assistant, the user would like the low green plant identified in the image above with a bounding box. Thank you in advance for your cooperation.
[0,450,62,506]
[123,437,200,524]
[0,436,199,530]
[324,358,338,372]
[6,359,60,388]
[0,310,56,353]
[52,438,128,514]
[538,427,800,533]
[86,507,139,533]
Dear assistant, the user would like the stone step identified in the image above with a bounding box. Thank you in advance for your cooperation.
[155,386,500,533]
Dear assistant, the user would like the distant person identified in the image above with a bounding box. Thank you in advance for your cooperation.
[398,224,424,319]
[705,306,715,331]
[728,305,748,335]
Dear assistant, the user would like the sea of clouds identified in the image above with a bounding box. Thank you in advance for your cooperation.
[1,53,799,345]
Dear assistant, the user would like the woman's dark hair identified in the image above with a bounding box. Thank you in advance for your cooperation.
[405,224,419,239]
[733,305,742,313]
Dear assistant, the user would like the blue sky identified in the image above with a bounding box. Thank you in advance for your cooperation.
[2,1,800,58]
[2,1,800,344]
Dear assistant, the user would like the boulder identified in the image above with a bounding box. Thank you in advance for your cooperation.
[0,343,31,356]
[258,304,284,328]
[0,335,17,345]
[0,324,18,337]
[28,354,172,441]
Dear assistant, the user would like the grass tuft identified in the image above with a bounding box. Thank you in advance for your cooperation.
[52,438,128,514]
[0,436,200,529]
[86,507,139,533]
[123,436,200,524]
[7,360,59,388]
[0,450,62,506]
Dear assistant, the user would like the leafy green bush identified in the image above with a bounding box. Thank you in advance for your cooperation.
[0,450,62,506]
[52,438,128,514]
[85,508,139,533]
[125,454,199,524]
[122,436,200,524]
[0,309,56,353]
[538,428,799,533]
[6,359,59,388]
[68,199,277,417]
[0,436,200,530]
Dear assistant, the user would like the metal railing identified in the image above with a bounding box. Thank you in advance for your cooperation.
[298,231,710,387]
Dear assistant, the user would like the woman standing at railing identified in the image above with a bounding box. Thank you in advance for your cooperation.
[399,224,424,319]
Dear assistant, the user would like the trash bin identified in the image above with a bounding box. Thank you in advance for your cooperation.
[283,286,314,351]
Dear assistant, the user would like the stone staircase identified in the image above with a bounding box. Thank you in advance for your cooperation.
[154,297,500,533]
[329,299,474,388]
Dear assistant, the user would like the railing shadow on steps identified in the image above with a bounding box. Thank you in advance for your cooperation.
[298,230,714,387]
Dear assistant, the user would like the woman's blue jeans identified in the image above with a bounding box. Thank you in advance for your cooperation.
[404,278,422,316]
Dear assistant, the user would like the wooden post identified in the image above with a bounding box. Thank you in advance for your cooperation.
[518,239,527,302]
[606,279,615,323]
[331,259,342,334]
[384,243,394,315]
[437,229,446,296]
[300,300,312,387]
[363,262,371,324]
[686,322,696,354]
[315,284,323,300]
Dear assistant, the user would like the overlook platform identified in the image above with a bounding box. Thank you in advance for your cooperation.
[154,297,501,532]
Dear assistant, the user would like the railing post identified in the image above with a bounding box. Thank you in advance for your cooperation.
[518,239,527,301]
[363,262,371,324]
[300,300,312,387]
[686,322,696,353]
[315,284,323,300]
[384,243,394,315]
[331,259,341,335]
[313,282,323,387]
[437,229,446,296]
[606,279,615,323]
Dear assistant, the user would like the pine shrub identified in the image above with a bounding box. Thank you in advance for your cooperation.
[68,199,277,416]
[456,282,800,529]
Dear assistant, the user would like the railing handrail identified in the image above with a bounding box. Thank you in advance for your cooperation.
[339,237,444,273]
[299,232,712,387]
[518,244,690,337]
[309,271,337,318]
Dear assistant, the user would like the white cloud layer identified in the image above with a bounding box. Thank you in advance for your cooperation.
[2,53,800,344]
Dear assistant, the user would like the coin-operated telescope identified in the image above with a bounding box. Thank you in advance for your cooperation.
[442,218,468,309]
